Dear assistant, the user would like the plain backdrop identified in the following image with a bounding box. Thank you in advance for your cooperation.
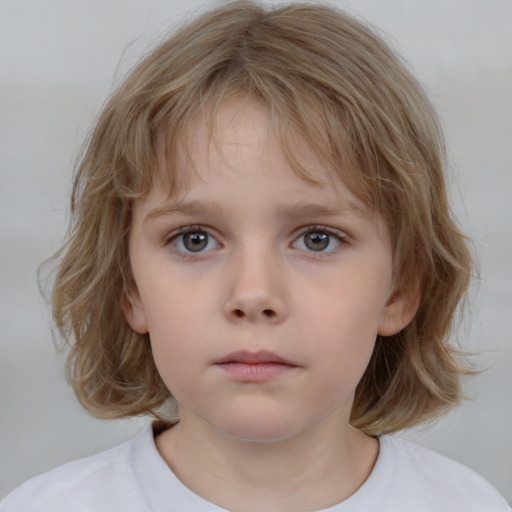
[1,0,511,504]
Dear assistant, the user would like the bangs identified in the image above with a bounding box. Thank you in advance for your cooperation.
[104,2,400,208]
[115,70,378,213]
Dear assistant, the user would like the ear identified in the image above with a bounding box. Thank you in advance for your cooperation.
[121,287,149,335]
[377,285,420,337]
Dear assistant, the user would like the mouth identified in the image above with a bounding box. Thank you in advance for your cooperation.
[214,350,299,383]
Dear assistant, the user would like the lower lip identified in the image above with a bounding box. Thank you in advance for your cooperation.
[216,362,296,382]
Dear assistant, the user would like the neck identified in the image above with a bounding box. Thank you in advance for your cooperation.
[155,413,378,512]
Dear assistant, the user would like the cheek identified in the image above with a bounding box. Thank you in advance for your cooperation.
[148,318,202,403]
[138,262,214,331]
[295,267,389,376]
[299,268,390,339]
[140,279,217,388]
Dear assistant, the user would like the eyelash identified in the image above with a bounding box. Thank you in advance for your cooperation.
[164,224,347,258]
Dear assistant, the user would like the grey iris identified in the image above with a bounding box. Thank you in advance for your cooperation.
[183,232,208,252]
[304,232,329,251]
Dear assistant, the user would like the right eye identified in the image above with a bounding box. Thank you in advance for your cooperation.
[169,228,220,254]
[292,226,345,253]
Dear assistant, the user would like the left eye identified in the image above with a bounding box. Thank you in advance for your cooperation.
[293,229,343,252]
[170,230,220,253]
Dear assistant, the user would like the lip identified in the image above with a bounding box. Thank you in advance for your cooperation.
[215,350,296,366]
[214,350,299,383]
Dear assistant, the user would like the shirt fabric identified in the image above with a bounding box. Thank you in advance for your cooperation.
[1,427,510,512]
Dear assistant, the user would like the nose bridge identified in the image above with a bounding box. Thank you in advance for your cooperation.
[224,236,286,323]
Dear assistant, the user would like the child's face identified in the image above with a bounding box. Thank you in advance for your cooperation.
[124,100,412,443]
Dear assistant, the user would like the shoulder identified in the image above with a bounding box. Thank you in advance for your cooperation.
[377,436,511,511]
[0,429,154,512]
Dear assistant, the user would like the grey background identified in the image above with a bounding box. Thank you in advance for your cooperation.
[1,0,511,503]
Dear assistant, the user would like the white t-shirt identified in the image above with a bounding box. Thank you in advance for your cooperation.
[1,427,510,512]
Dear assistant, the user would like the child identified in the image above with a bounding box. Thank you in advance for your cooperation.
[2,1,510,511]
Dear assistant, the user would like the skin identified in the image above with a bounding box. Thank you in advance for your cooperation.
[123,100,418,511]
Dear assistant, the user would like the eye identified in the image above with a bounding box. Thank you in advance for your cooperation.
[293,227,344,253]
[169,228,220,254]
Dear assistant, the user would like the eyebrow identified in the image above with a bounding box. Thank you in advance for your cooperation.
[275,201,366,220]
[144,198,367,223]
[145,200,229,222]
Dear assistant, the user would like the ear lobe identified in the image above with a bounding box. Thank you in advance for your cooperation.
[377,286,420,337]
[121,288,149,334]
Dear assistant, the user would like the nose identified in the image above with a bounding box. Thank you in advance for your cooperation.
[223,245,288,324]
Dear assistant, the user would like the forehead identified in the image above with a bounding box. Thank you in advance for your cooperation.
[155,99,365,206]
[138,99,372,224]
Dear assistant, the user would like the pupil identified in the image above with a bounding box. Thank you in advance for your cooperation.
[183,232,208,252]
[305,232,329,251]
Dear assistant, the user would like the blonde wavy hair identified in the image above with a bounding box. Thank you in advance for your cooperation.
[51,1,473,435]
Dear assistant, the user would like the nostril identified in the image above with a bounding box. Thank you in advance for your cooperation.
[230,308,277,320]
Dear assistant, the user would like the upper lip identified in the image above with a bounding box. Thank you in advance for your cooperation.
[214,350,297,366]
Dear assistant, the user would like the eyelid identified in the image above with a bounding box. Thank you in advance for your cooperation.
[165,224,215,240]
[295,224,347,239]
